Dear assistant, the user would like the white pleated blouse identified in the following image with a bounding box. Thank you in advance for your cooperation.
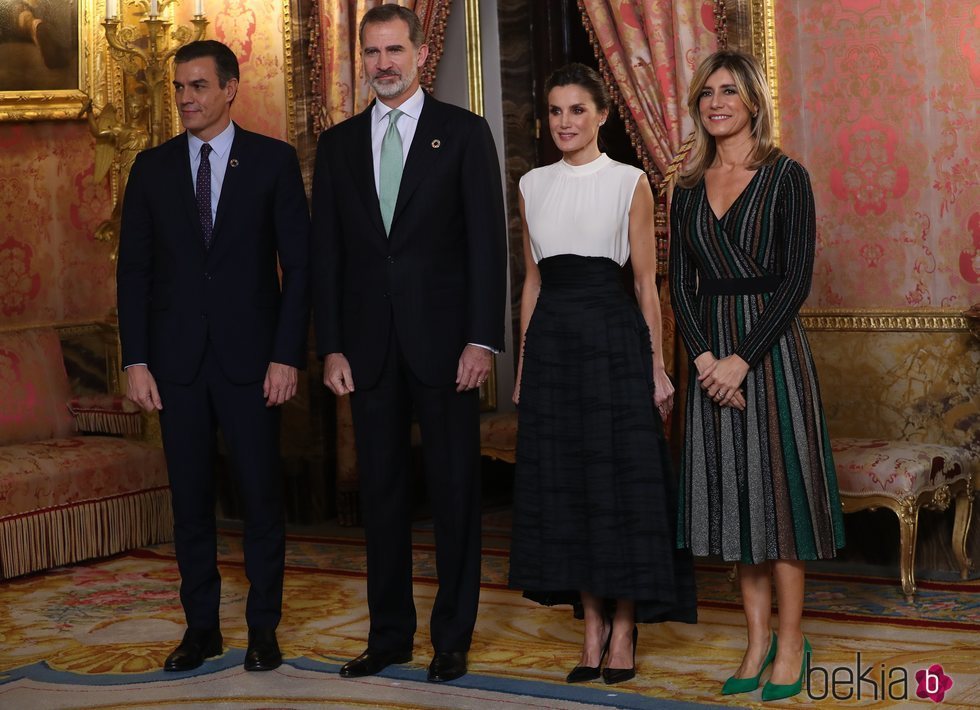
[519,153,644,266]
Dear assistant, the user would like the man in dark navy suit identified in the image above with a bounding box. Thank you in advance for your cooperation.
[117,40,309,673]
[311,5,507,684]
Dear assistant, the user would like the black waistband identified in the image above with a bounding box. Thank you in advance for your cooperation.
[699,275,782,296]
[537,254,623,290]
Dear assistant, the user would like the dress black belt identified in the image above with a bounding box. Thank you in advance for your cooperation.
[699,275,782,296]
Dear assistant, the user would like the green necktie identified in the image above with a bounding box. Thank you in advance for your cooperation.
[379,108,404,235]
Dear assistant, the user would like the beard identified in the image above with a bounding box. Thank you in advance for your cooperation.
[370,65,417,99]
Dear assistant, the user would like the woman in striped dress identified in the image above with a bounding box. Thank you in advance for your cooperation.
[669,50,845,701]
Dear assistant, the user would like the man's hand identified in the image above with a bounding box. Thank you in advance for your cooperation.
[323,353,354,396]
[456,344,492,393]
[126,365,162,412]
[264,362,298,407]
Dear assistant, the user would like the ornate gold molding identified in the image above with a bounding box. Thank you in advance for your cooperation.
[463,0,484,117]
[462,0,495,410]
[801,308,970,332]
[281,0,296,146]
[724,0,779,146]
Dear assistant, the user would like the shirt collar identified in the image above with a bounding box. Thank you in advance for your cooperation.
[187,121,236,159]
[371,86,425,127]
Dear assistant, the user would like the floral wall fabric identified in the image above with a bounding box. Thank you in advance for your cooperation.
[0,0,291,330]
[775,0,980,309]
[180,0,290,141]
[0,123,114,327]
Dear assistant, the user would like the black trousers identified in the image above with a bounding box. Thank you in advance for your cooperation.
[157,345,285,631]
[349,332,482,654]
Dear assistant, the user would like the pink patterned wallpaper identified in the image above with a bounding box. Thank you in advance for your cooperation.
[0,1,290,329]
[186,0,288,141]
[0,122,114,326]
[775,0,980,309]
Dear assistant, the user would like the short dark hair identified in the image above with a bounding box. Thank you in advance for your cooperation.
[358,5,425,48]
[545,63,610,112]
[174,40,240,86]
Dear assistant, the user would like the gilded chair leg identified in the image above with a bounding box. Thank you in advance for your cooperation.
[951,489,974,580]
[897,502,919,599]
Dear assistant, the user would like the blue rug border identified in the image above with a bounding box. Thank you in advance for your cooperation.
[0,652,737,709]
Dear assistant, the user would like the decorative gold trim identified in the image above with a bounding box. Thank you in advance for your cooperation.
[750,0,778,145]
[723,0,779,145]
[800,308,969,332]
[841,475,974,597]
[281,0,296,146]
[463,0,483,117]
[0,319,111,335]
[461,0,495,411]
[0,0,99,121]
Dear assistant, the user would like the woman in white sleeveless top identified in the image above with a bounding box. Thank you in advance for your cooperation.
[508,63,697,686]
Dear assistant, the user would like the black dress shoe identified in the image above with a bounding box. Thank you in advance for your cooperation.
[602,626,638,685]
[566,621,612,683]
[163,628,223,672]
[427,651,467,682]
[340,648,413,678]
[244,628,282,671]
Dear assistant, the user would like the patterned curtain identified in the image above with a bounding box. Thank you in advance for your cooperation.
[309,0,454,134]
[578,0,723,381]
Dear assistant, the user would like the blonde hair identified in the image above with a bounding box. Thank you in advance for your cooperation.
[678,50,780,188]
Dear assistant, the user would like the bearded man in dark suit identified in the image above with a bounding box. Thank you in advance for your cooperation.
[311,5,506,684]
[117,40,309,673]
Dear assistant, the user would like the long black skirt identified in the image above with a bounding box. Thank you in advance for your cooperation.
[508,255,697,624]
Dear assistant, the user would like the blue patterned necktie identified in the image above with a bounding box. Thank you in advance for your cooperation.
[379,109,404,235]
[196,143,213,248]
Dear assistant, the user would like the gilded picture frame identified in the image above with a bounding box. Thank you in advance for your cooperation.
[0,0,97,120]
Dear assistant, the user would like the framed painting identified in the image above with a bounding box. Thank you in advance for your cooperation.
[0,0,98,120]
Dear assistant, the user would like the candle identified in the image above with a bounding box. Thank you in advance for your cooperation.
[195,0,204,16]
[149,0,158,17]
[105,0,116,19]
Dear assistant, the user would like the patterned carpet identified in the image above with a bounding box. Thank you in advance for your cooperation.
[1,510,978,708]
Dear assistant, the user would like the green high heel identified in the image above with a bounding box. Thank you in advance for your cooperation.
[761,636,811,701]
[721,632,777,695]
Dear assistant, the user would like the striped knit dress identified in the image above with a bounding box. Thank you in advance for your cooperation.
[669,155,845,564]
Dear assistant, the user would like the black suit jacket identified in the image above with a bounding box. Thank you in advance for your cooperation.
[311,94,506,388]
[117,124,310,385]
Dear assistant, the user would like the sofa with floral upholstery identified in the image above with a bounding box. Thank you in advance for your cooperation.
[806,316,979,597]
[0,327,171,579]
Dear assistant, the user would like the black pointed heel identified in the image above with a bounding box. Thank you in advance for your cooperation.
[602,625,638,685]
[566,620,613,683]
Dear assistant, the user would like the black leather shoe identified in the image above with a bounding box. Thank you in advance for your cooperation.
[427,651,467,682]
[244,628,282,671]
[163,628,223,672]
[340,648,413,678]
[602,626,638,685]
[567,620,612,683]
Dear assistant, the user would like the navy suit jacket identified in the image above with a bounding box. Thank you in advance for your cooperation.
[117,124,310,385]
[311,94,507,388]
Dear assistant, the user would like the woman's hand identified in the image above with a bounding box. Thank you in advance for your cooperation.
[698,353,749,410]
[653,364,674,420]
[512,358,523,405]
